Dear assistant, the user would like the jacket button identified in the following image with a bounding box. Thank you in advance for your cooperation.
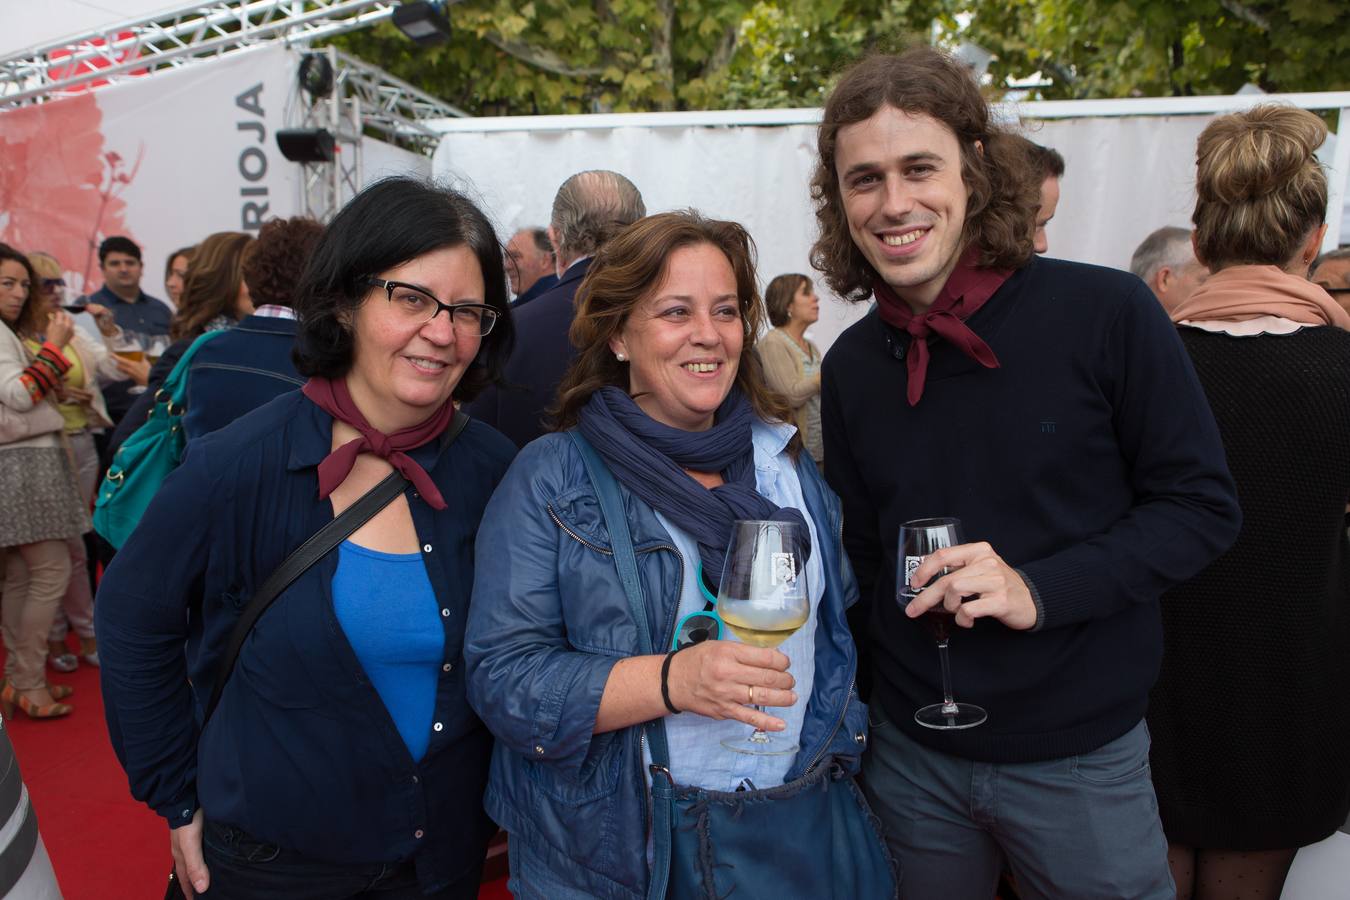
[423,544,432,553]
[433,722,443,732]
[854,732,866,746]
[442,663,452,672]
[414,829,424,839]
[412,775,419,784]
[441,608,450,618]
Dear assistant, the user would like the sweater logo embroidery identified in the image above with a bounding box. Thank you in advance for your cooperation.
[1040,421,1057,434]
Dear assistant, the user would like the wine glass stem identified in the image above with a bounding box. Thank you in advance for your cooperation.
[935,639,959,715]
[749,706,769,744]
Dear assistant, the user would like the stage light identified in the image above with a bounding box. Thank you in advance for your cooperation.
[298,53,334,99]
[393,2,452,47]
[276,129,336,163]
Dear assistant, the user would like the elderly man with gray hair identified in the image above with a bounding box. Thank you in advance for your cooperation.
[1130,226,1209,314]
[468,169,645,446]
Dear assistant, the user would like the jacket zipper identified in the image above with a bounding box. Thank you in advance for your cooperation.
[547,504,683,856]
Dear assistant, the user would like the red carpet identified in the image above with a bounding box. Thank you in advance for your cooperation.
[3,639,512,899]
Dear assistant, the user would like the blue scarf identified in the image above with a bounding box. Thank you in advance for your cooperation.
[577,386,810,591]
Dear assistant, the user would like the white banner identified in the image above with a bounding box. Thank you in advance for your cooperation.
[0,42,303,302]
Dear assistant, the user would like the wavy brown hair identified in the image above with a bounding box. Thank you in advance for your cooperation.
[553,211,797,448]
[810,47,1039,302]
[170,231,253,340]
[0,243,41,337]
[1193,105,1328,271]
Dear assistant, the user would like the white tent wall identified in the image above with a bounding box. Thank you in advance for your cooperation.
[432,120,862,352]
[431,98,1350,355]
[362,134,431,186]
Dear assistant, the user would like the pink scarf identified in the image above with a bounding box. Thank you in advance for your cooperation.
[301,377,454,510]
[873,247,1012,405]
[1169,265,1350,329]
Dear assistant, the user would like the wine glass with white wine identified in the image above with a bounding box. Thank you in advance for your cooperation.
[718,519,811,756]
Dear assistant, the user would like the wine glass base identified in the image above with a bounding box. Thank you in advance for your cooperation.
[915,702,987,730]
[721,735,799,756]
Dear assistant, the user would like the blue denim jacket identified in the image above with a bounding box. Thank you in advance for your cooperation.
[464,427,869,900]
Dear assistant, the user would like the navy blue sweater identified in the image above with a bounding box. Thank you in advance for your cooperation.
[822,256,1240,762]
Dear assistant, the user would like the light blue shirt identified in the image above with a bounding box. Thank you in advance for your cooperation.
[647,419,825,792]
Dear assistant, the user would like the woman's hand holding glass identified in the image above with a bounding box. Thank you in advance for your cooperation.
[666,640,797,732]
[904,541,1038,631]
[44,310,74,347]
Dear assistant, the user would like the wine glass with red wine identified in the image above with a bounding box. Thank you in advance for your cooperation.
[898,517,987,730]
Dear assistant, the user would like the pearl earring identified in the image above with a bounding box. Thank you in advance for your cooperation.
[616,351,627,362]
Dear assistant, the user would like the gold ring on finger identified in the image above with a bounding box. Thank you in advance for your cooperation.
[747,684,755,705]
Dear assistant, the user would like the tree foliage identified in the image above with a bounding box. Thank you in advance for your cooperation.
[958,0,1350,99]
[332,0,940,115]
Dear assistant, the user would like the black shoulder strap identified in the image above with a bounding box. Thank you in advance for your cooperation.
[200,411,470,727]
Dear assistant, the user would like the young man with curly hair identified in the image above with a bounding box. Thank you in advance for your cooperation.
[813,48,1241,898]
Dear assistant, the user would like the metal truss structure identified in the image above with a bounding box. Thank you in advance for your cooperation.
[0,1,466,151]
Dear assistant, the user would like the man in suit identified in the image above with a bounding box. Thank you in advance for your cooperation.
[469,170,645,447]
[505,227,558,308]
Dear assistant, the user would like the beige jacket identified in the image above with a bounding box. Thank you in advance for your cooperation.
[756,327,823,460]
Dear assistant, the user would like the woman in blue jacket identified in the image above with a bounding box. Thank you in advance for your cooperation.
[465,212,882,899]
[97,178,516,900]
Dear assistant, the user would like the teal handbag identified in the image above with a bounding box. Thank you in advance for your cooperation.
[92,331,226,549]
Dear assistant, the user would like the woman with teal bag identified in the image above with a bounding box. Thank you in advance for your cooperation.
[465,211,895,900]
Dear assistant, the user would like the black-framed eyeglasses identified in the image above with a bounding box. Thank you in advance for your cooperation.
[365,278,500,336]
[40,278,66,292]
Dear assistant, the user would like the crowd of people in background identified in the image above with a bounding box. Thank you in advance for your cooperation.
[0,42,1347,900]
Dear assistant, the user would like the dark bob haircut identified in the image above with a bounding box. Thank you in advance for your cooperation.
[291,177,514,403]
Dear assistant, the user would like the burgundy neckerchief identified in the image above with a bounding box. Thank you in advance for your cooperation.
[873,247,1012,406]
[301,377,454,510]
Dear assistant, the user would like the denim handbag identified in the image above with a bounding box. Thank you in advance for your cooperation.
[92,331,225,549]
[570,432,898,900]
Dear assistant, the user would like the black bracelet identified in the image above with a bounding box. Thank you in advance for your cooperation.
[660,649,682,715]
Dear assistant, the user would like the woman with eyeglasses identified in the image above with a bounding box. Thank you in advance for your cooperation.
[465,212,884,899]
[97,178,516,899]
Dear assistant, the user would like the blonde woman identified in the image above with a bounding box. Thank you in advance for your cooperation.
[1149,105,1350,900]
[28,252,128,671]
[756,274,824,464]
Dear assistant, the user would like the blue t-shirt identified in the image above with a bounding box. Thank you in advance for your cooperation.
[332,541,444,761]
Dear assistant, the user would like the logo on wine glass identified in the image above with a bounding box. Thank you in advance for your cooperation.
[903,555,924,595]
[771,552,797,586]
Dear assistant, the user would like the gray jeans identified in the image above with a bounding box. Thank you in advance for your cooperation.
[862,713,1175,900]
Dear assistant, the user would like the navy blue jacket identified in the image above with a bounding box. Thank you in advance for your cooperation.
[96,393,516,893]
[465,430,868,898]
[465,259,590,448]
[512,272,558,308]
[184,315,304,440]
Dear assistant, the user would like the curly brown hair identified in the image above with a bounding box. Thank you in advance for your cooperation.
[553,211,797,449]
[809,47,1039,302]
[241,217,324,308]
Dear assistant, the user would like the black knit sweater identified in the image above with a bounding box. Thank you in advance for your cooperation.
[1148,325,1350,849]
[822,256,1241,763]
